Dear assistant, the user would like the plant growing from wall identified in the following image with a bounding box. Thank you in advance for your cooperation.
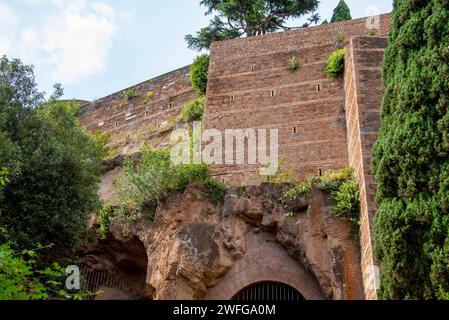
[181,97,205,122]
[288,56,301,72]
[100,147,228,234]
[185,0,320,51]
[190,55,209,95]
[372,0,449,300]
[325,48,345,79]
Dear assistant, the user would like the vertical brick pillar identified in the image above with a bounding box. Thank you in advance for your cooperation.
[344,36,388,300]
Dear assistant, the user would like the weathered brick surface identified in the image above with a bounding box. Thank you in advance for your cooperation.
[206,14,390,185]
[79,66,198,155]
[344,36,388,300]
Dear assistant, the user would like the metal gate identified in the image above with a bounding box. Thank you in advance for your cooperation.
[232,281,305,301]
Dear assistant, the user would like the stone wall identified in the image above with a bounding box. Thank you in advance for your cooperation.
[205,14,391,185]
[344,36,388,300]
[79,66,198,155]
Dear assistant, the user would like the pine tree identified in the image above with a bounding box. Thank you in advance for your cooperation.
[373,0,449,299]
[330,0,352,23]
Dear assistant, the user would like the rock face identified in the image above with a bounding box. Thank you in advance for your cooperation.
[79,183,364,300]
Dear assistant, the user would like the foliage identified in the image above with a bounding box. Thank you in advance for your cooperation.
[190,55,210,95]
[0,55,44,108]
[203,177,228,205]
[0,167,9,189]
[325,48,345,79]
[330,0,352,23]
[103,148,226,233]
[0,57,103,251]
[329,179,360,225]
[123,88,140,102]
[283,179,313,202]
[0,227,89,301]
[182,98,205,122]
[282,168,359,230]
[185,0,320,51]
[372,0,449,300]
[288,56,301,72]
[316,167,353,192]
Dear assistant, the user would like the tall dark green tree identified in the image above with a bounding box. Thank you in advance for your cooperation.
[373,0,449,299]
[0,56,104,251]
[186,0,320,51]
[330,0,351,23]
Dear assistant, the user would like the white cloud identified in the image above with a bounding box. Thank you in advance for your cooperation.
[13,0,118,84]
[0,2,18,55]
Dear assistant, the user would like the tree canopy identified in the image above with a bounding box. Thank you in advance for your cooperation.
[0,56,104,251]
[185,0,320,51]
[373,0,449,299]
[330,0,351,23]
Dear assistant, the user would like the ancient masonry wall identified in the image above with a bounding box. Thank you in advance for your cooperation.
[344,36,388,300]
[205,14,391,185]
[79,66,198,155]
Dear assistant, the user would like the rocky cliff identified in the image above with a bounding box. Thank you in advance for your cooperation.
[78,182,364,300]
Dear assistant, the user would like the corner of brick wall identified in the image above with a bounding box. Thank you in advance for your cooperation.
[344,36,388,300]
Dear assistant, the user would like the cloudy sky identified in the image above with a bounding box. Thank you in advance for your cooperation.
[0,0,393,101]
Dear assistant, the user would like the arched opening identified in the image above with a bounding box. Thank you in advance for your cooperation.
[232,281,305,301]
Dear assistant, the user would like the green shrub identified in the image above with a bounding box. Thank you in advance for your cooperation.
[373,0,449,299]
[0,234,89,300]
[325,48,345,79]
[123,88,139,102]
[181,98,205,122]
[283,179,313,202]
[190,54,209,95]
[316,167,353,192]
[288,56,301,72]
[203,178,228,205]
[329,179,360,224]
[104,147,226,232]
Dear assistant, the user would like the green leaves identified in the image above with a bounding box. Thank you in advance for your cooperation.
[325,48,345,79]
[330,0,352,23]
[185,0,320,51]
[190,55,210,95]
[373,0,449,299]
[182,97,205,122]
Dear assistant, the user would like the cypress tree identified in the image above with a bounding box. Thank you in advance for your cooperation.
[373,0,449,299]
[330,0,352,23]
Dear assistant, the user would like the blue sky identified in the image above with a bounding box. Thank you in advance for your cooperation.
[0,0,393,101]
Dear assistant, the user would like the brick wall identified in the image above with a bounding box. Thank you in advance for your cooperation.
[79,66,198,155]
[206,14,391,185]
[344,36,388,300]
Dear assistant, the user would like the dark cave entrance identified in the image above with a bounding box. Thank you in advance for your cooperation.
[231,281,305,301]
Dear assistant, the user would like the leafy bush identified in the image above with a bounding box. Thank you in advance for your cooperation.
[190,54,209,95]
[325,48,345,79]
[1,58,104,250]
[203,178,228,205]
[331,0,352,23]
[181,98,205,122]
[123,88,139,102]
[288,56,301,72]
[316,167,353,192]
[372,0,449,299]
[0,231,88,300]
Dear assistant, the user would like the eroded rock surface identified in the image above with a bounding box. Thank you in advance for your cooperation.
[79,183,364,300]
